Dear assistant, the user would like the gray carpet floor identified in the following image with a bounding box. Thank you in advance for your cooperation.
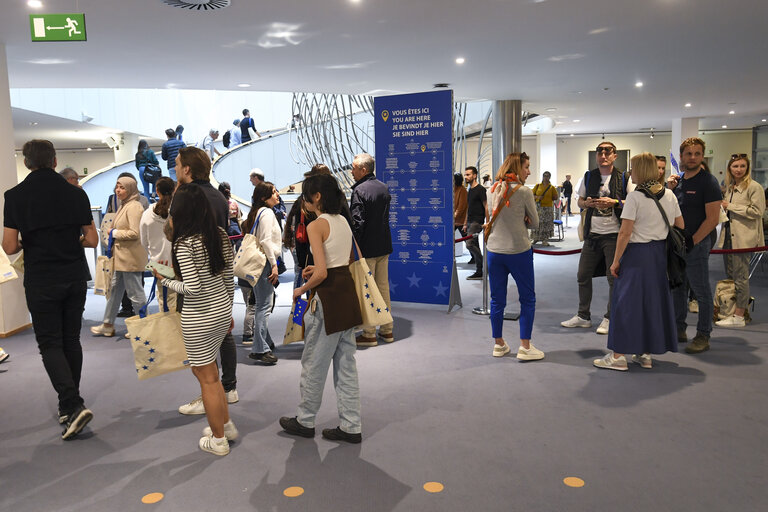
[1,222,767,512]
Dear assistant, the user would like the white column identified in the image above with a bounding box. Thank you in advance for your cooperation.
[671,118,699,167]
[0,43,32,336]
[536,132,557,184]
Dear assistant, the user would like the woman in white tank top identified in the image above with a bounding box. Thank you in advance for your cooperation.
[279,174,364,443]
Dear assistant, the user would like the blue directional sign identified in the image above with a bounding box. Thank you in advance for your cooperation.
[374,90,454,305]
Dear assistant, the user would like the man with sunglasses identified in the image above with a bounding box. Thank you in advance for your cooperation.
[562,141,629,335]
[666,138,722,354]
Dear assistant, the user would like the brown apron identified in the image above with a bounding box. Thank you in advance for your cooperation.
[313,266,362,335]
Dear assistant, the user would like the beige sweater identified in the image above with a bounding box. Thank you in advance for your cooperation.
[485,182,539,255]
[718,179,765,249]
[111,200,148,272]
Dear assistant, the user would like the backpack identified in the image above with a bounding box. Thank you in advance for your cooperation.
[713,279,753,322]
[222,130,231,148]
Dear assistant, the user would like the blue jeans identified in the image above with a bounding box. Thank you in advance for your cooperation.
[136,165,154,200]
[104,271,146,324]
[672,236,713,336]
[168,167,176,182]
[297,295,361,433]
[487,249,536,340]
[250,263,275,354]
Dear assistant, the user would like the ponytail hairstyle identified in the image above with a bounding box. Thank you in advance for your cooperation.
[153,177,175,219]
[302,174,345,214]
[169,184,225,277]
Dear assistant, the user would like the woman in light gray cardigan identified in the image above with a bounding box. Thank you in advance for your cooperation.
[485,152,543,361]
[716,155,765,327]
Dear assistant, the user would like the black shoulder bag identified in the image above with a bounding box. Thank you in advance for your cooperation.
[639,188,686,289]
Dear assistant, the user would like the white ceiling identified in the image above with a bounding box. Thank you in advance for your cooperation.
[3,0,768,142]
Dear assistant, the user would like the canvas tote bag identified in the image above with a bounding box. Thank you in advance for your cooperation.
[348,241,393,328]
[233,209,267,287]
[125,280,189,380]
[283,297,308,345]
[94,232,115,297]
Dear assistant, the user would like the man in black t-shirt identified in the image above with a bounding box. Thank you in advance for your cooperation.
[561,174,573,215]
[463,166,488,279]
[3,139,99,440]
[667,137,722,353]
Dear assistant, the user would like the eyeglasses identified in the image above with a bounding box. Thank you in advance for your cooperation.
[730,153,748,159]
[596,146,616,155]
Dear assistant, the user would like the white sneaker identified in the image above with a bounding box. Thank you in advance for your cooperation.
[226,389,239,404]
[541,241,551,247]
[593,353,628,371]
[493,342,510,357]
[561,315,592,328]
[596,317,610,335]
[517,344,545,361]
[688,299,699,313]
[0,347,8,364]
[199,434,230,456]
[632,353,652,369]
[202,420,239,441]
[178,396,205,415]
[715,315,746,327]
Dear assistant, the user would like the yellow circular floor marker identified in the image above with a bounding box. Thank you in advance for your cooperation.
[423,482,444,493]
[283,486,305,498]
[141,493,164,504]
[563,477,585,488]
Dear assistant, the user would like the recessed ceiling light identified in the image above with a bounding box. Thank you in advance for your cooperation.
[237,83,251,88]
[28,121,38,126]
[573,119,581,123]
[349,0,362,3]
[722,125,728,129]
[555,121,564,125]
[684,103,692,108]
[729,110,735,115]
[635,81,643,88]
[763,119,767,122]
[570,133,574,137]
[86,147,92,151]
[27,0,43,8]
[545,108,557,112]
[455,57,465,65]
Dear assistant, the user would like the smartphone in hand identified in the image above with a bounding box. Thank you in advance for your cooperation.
[146,261,175,279]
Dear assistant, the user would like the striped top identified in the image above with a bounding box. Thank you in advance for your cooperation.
[161,229,234,366]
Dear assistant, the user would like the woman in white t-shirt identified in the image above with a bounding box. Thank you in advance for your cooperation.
[139,177,175,311]
[594,153,684,371]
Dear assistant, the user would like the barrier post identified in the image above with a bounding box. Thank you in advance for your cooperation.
[471,232,519,321]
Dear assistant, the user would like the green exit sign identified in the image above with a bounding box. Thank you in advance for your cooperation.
[30,13,86,42]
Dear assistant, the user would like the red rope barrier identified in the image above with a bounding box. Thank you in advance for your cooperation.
[454,234,475,243]
[228,234,244,241]
[533,248,582,256]
[709,245,768,255]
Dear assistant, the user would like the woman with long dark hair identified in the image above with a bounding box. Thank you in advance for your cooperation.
[279,174,363,443]
[135,139,159,201]
[153,183,236,455]
[241,182,283,364]
[140,176,175,311]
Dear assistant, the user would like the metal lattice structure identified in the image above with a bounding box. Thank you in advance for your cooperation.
[289,92,469,192]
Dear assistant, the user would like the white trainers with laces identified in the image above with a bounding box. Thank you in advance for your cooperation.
[596,317,610,335]
[593,352,628,371]
[493,342,511,357]
[632,353,652,369]
[561,315,592,328]
[226,389,239,404]
[517,344,545,361]
[203,420,239,441]
[715,315,746,327]
[199,434,230,456]
[178,396,205,415]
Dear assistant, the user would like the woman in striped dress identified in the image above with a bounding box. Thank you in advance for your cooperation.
[153,184,236,456]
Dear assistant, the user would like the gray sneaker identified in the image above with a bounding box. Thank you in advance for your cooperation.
[561,315,592,328]
[685,333,710,354]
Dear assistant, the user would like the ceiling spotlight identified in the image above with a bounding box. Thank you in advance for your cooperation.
[635,81,643,88]
[722,125,728,129]
[573,119,581,123]
[455,57,465,65]
[237,83,251,88]
[27,0,43,8]
[570,134,574,137]
[684,103,692,108]
[729,110,735,115]
[763,119,767,122]
[650,131,655,139]
[86,147,92,151]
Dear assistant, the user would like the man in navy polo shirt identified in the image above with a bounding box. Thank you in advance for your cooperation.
[667,137,722,353]
[3,139,99,439]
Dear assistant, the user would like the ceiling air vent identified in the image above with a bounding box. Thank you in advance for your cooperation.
[162,0,231,11]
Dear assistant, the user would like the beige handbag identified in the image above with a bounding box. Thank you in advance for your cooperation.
[125,282,189,380]
[349,243,393,328]
[283,297,308,345]
[94,232,115,297]
[233,209,267,286]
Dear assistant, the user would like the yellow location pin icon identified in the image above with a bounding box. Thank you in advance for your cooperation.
[421,145,426,152]
[382,110,390,122]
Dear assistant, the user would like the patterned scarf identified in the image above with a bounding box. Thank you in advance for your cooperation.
[636,180,664,199]
[489,172,522,214]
